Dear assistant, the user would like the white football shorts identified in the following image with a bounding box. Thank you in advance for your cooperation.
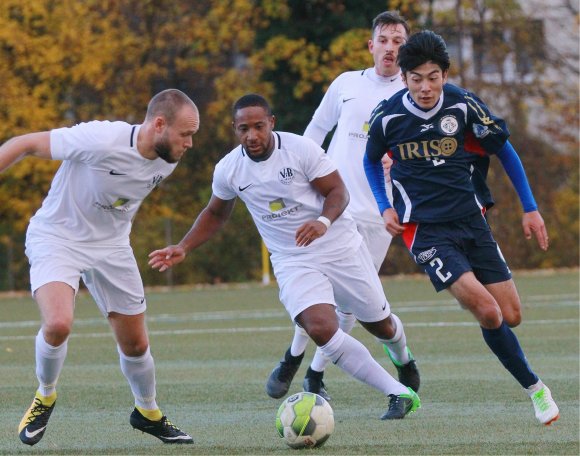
[273,242,391,322]
[25,237,146,317]
[356,221,393,272]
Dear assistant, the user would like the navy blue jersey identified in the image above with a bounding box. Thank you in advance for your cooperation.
[366,84,507,223]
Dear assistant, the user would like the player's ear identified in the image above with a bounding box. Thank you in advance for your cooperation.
[401,72,408,87]
[442,70,449,84]
[154,116,166,132]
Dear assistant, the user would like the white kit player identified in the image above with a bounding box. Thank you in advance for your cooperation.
[266,11,420,401]
[148,94,421,420]
[0,89,198,446]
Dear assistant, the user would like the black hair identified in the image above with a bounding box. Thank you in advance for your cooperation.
[232,94,273,119]
[372,10,410,38]
[397,30,450,74]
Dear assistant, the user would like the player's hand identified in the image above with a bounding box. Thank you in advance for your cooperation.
[295,220,328,247]
[381,155,393,183]
[383,208,404,237]
[148,245,187,272]
[522,210,549,251]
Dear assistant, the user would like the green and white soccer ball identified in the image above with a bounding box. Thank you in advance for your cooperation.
[275,392,334,449]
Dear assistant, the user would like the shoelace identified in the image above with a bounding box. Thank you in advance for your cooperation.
[160,417,181,433]
[532,390,550,412]
[388,395,404,410]
[26,398,51,424]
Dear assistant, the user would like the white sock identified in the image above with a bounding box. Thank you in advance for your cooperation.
[310,347,329,372]
[310,311,356,372]
[380,314,410,364]
[337,310,356,333]
[319,329,407,396]
[290,324,309,357]
[35,329,67,397]
[118,346,158,410]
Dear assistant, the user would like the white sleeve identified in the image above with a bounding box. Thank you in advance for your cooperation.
[303,75,344,144]
[50,120,114,163]
[303,122,328,145]
[211,157,237,201]
[301,137,336,181]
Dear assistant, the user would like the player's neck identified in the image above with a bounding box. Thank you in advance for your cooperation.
[136,123,157,160]
[371,67,401,83]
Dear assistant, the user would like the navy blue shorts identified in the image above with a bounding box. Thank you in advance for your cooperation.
[402,213,511,292]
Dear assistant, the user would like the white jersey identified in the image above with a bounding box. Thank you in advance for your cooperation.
[27,120,177,246]
[305,68,404,225]
[212,131,362,264]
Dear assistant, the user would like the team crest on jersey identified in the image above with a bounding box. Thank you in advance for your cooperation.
[439,115,459,136]
[417,247,437,264]
[278,167,295,185]
[147,174,164,189]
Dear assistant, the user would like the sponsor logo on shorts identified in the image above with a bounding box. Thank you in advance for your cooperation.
[417,247,437,264]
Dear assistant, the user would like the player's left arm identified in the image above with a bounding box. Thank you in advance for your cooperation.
[496,140,549,251]
[0,132,52,172]
[295,170,349,247]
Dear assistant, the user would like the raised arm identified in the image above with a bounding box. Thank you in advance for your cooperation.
[148,195,236,271]
[0,132,52,172]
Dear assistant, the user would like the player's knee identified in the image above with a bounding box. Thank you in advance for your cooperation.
[307,323,336,347]
[503,309,522,327]
[43,321,72,345]
[119,340,149,357]
[476,305,503,328]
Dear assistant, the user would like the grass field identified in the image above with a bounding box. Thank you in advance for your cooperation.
[0,270,578,455]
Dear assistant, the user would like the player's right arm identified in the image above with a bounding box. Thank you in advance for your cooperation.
[0,132,52,172]
[303,75,343,145]
[148,195,236,272]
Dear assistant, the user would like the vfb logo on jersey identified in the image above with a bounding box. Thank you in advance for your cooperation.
[147,174,164,189]
[439,115,459,136]
[278,167,295,185]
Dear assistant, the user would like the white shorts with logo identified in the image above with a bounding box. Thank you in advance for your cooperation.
[25,237,146,317]
[272,242,391,322]
[356,221,392,272]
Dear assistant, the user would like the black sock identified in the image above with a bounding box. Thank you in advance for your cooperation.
[305,366,324,380]
[284,347,304,365]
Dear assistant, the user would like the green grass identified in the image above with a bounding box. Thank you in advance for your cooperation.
[0,270,578,455]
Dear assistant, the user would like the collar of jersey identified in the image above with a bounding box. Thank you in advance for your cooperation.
[243,132,281,162]
[403,91,444,119]
[364,68,401,85]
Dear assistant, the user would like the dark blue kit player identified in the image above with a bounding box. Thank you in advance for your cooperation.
[364,30,559,425]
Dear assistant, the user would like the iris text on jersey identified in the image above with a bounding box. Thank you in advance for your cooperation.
[396,138,458,160]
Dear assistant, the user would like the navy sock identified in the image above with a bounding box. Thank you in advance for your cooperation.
[481,321,539,388]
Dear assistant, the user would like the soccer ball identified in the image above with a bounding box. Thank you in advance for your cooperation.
[275,392,334,449]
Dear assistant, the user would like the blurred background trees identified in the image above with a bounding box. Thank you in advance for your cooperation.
[0,0,577,290]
